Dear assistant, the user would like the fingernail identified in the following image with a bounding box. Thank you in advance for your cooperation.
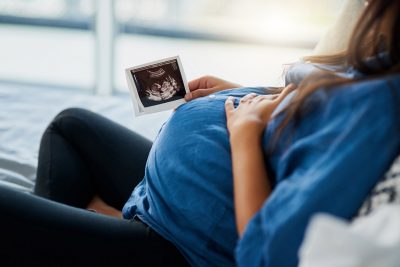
[185,93,192,101]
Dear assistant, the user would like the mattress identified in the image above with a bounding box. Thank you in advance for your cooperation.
[0,83,171,193]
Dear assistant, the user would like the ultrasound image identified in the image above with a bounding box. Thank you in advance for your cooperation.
[131,60,186,107]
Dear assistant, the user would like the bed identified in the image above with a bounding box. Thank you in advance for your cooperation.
[0,83,171,193]
[3,1,400,266]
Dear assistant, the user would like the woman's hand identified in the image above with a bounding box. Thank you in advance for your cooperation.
[185,76,242,101]
[225,84,296,141]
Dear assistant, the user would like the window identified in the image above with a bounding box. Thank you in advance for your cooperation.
[0,0,343,94]
[116,0,342,45]
[0,0,95,91]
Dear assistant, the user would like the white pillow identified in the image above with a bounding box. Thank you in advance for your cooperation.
[299,205,400,267]
[357,155,400,217]
[313,0,365,55]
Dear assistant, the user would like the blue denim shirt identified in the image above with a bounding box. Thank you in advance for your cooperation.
[236,75,400,266]
[123,72,400,266]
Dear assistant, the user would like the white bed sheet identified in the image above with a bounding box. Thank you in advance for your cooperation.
[0,83,171,192]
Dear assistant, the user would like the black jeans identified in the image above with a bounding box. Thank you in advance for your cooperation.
[0,108,188,266]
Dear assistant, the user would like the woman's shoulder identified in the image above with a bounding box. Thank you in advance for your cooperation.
[326,74,400,107]
[267,74,400,148]
[298,75,400,132]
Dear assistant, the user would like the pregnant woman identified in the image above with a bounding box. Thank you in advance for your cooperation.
[1,0,399,266]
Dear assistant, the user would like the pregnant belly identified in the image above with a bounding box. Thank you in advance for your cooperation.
[123,87,269,266]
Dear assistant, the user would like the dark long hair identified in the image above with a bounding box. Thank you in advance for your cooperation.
[275,0,400,137]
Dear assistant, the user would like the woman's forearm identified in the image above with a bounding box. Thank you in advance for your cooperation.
[230,134,271,236]
[225,86,295,236]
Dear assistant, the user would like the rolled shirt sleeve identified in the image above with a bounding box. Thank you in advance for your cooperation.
[236,77,400,267]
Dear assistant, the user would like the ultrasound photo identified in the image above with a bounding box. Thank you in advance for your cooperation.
[125,56,189,116]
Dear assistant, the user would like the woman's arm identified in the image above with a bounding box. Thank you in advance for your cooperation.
[185,76,242,101]
[229,130,271,235]
[225,84,296,235]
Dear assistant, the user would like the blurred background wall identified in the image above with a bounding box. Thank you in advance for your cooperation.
[0,0,343,95]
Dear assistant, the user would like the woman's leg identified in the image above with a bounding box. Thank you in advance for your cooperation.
[20,109,188,265]
[34,108,152,210]
[0,185,189,266]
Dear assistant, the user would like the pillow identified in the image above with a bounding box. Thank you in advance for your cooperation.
[313,0,365,55]
[356,155,400,217]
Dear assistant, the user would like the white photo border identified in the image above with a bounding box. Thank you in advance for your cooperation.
[125,56,190,116]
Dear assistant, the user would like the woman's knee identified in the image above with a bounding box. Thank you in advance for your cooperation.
[48,108,94,131]
[53,108,93,124]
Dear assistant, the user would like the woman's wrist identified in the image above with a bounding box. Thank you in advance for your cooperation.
[229,129,263,150]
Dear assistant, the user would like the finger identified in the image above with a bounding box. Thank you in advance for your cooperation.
[268,94,280,100]
[275,83,297,102]
[240,93,257,103]
[271,94,279,100]
[188,77,203,91]
[184,92,193,101]
[188,76,213,92]
[253,95,268,102]
[249,94,274,103]
[256,95,279,102]
[185,88,210,101]
[225,96,235,114]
